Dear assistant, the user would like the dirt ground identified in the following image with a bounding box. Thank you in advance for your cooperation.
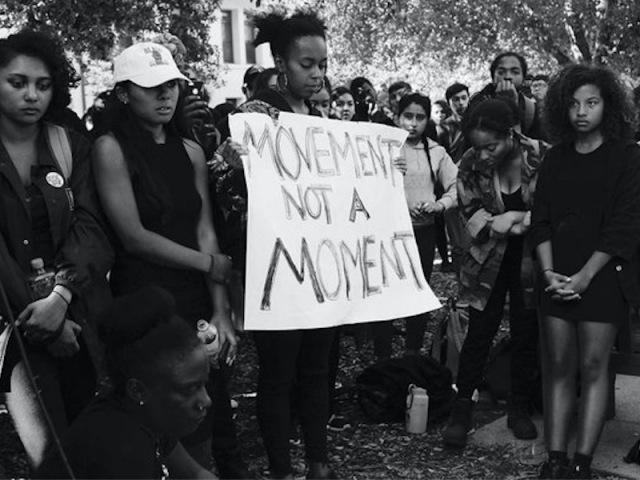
[0,267,627,479]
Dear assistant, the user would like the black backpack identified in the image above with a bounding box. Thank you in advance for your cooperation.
[356,355,455,425]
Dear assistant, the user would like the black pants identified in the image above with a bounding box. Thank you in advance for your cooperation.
[372,225,436,358]
[456,245,538,403]
[253,327,336,476]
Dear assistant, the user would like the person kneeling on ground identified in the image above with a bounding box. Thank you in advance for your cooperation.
[35,286,217,479]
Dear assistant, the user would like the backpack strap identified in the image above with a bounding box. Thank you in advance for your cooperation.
[45,123,73,180]
[522,96,536,134]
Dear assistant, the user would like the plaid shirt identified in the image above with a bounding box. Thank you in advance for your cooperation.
[457,133,550,311]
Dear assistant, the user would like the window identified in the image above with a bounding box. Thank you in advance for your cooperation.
[222,10,234,63]
[244,17,256,64]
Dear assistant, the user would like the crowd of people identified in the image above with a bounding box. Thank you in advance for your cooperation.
[1,6,640,480]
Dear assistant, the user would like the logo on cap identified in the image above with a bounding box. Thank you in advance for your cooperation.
[147,46,169,67]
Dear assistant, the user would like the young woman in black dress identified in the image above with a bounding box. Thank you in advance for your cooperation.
[531,64,640,479]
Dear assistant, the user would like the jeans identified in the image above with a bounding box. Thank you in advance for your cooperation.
[455,241,538,403]
[372,225,436,358]
[253,327,336,476]
[5,342,95,469]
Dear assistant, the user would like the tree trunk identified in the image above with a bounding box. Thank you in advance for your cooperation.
[563,0,593,63]
[593,0,617,65]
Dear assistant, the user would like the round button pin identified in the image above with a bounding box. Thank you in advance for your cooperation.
[46,172,64,188]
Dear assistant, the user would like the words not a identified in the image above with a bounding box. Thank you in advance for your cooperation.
[259,233,425,310]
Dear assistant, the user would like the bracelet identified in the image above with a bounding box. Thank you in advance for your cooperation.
[52,290,70,305]
[542,268,553,274]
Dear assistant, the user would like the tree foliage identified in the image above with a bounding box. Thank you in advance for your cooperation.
[0,0,223,79]
[254,0,640,97]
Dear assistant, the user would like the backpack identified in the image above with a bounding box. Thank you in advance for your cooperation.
[356,355,455,425]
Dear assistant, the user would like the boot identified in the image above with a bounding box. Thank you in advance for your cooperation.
[507,402,537,440]
[442,397,473,447]
[306,462,337,479]
[538,457,571,479]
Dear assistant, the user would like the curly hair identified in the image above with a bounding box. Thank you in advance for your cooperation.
[0,30,78,117]
[544,64,636,144]
[253,8,326,59]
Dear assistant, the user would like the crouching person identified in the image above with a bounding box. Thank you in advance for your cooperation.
[35,286,217,479]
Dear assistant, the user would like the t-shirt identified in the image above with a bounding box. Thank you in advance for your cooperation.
[35,394,177,479]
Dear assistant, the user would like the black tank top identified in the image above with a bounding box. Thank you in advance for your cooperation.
[109,134,210,322]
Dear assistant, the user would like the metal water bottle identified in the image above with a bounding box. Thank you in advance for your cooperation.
[406,384,429,434]
[196,319,220,367]
[28,258,56,300]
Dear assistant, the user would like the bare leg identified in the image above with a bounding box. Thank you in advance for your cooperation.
[539,315,578,453]
[575,321,618,456]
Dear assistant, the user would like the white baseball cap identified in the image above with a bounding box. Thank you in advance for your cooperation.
[113,42,188,88]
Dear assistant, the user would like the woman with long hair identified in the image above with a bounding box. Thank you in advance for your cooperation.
[0,30,112,469]
[91,42,248,477]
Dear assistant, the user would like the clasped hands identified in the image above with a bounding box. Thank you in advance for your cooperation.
[16,292,81,357]
[543,269,592,302]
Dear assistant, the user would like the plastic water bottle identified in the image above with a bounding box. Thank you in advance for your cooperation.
[28,258,55,300]
[196,319,220,367]
[406,384,429,434]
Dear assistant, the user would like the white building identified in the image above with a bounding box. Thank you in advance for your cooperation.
[209,0,273,106]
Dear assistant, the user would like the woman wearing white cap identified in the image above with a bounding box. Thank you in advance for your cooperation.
[91,42,246,474]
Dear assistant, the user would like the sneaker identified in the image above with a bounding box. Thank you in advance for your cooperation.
[442,397,473,447]
[538,458,571,479]
[327,414,351,432]
[507,407,538,440]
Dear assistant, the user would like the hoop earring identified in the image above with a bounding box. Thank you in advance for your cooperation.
[277,72,289,93]
[315,77,326,94]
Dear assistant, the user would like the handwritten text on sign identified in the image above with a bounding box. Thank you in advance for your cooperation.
[230,112,440,330]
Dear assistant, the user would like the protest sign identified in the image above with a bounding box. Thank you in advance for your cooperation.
[229,112,441,330]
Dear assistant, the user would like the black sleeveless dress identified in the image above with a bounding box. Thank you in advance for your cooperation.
[109,134,211,324]
[538,143,626,324]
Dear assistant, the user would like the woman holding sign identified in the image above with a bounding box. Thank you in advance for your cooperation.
[211,9,338,480]
[91,42,251,477]
[442,98,548,448]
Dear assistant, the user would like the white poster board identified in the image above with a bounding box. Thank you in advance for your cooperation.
[230,112,441,330]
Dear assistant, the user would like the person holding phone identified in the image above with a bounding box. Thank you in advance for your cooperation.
[91,42,250,478]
